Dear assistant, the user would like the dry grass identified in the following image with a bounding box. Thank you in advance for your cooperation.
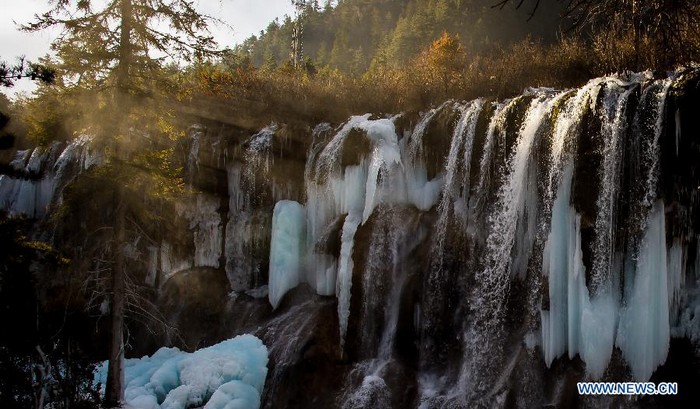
[185,35,602,121]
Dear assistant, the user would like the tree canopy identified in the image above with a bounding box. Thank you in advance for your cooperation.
[23,1,221,406]
[23,0,218,90]
[0,57,55,88]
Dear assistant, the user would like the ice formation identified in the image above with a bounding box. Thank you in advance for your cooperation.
[337,213,362,348]
[259,74,692,390]
[271,112,453,332]
[540,164,618,379]
[268,200,307,308]
[94,334,268,409]
[0,135,98,218]
[616,201,670,381]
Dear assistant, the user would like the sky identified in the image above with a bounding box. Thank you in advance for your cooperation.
[0,0,297,97]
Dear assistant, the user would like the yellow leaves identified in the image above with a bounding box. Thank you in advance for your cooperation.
[21,240,71,265]
[156,114,184,141]
[12,237,71,266]
[192,64,233,92]
[130,148,185,198]
[415,32,467,88]
[426,32,466,70]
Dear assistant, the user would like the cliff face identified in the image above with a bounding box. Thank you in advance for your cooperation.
[4,69,700,408]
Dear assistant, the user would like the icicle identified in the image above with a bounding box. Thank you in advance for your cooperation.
[303,115,404,297]
[268,200,307,309]
[540,164,617,379]
[0,136,99,218]
[357,119,401,223]
[541,163,574,366]
[337,213,362,349]
[617,200,670,381]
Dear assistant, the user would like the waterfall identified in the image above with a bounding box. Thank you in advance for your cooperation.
[259,73,698,405]
[434,100,483,252]
[337,213,362,348]
[15,69,700,408]
[590,79,636,292]
[0,135,98,218]
[476,90,568,325]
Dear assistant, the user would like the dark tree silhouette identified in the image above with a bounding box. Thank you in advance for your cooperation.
[0,57,55,88]
[494,0,700,69]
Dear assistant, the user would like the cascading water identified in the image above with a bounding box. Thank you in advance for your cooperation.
[268,71,700,407]
[8,70,700,408]
[0,135,99,218]
[590,79,636,292]
[259,71,700,408]
[434,100,483,253]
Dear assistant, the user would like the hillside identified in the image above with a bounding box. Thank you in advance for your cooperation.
[235,0,566,74]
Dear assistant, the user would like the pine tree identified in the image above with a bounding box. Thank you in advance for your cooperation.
[0,57,55,88]
[23,1,219,406]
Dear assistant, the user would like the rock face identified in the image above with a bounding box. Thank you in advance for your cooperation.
[6,70,700,408]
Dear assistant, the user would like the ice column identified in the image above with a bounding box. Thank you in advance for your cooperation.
[616,200,670,381]
[336,213,362,348]
[268,200,307,309]
[541,164,618,379]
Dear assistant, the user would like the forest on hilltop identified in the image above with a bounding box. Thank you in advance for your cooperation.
[234,0,565,74]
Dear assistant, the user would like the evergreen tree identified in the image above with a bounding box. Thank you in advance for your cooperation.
[0,57,55,88]
[23,1,219,405]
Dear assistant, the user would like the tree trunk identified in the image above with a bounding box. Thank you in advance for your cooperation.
[632,0,640,70]
[104,0,133,406]
[116,0,133,92]
[104,193,126,407]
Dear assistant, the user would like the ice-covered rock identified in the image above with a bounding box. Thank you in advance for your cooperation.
[94,334,268,409]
